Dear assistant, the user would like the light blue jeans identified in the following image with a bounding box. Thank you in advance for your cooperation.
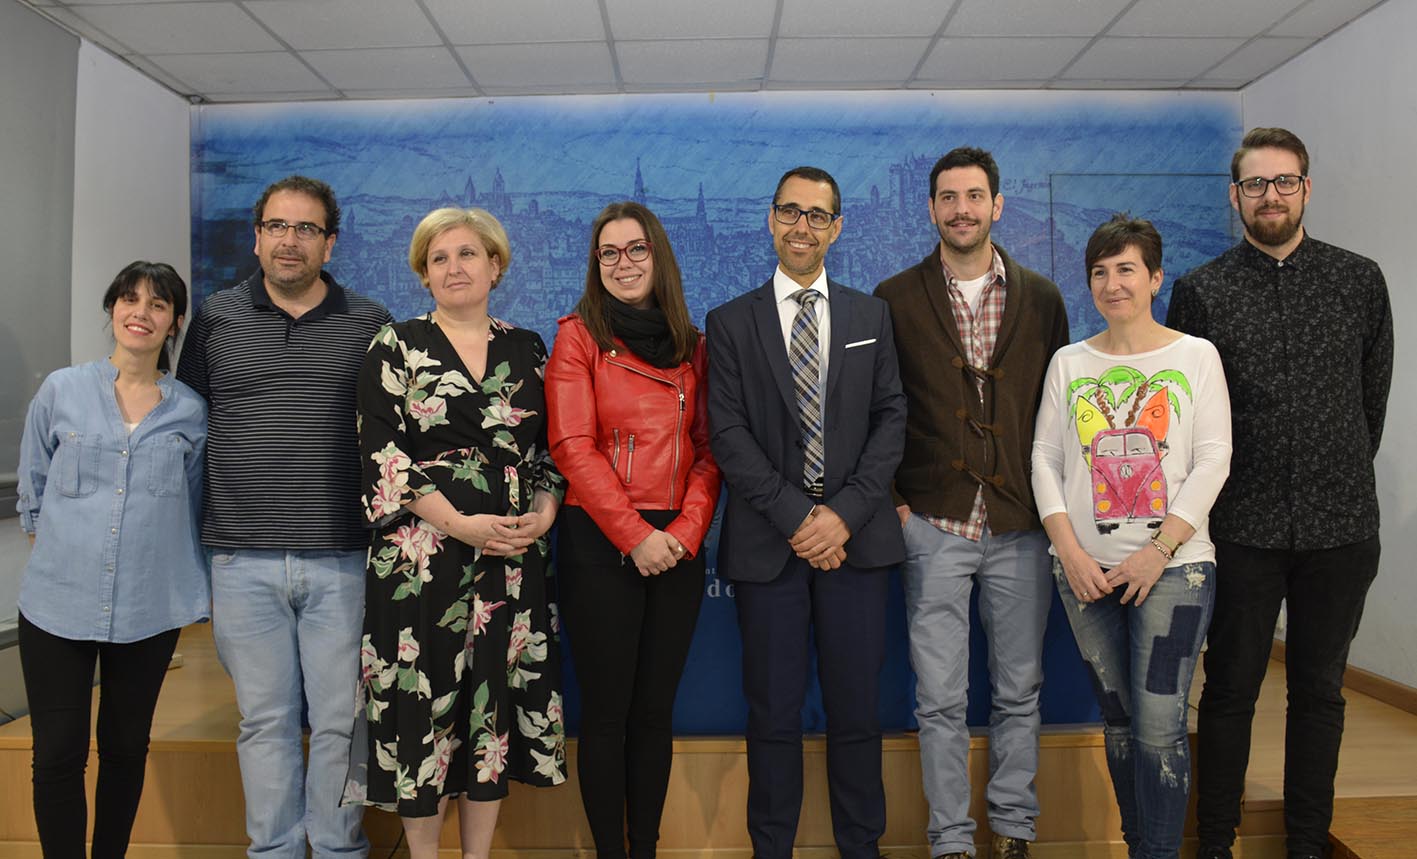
[901,517,1052,857]
[210,549,368,859]
[1054,558,1215,859]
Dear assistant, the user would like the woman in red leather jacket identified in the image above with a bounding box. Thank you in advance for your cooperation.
[546,201,721,859]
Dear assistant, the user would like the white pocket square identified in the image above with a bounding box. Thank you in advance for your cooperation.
[844,338,876,349]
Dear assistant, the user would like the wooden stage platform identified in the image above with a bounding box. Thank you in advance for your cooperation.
[2,624,1414,857]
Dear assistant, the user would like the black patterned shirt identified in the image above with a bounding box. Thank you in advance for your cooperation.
[1167,234,1392,550]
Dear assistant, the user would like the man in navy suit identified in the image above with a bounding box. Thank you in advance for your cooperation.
[706,166,906,859]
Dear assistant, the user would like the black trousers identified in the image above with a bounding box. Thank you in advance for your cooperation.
[733,557,888,859]
[558,507,706,859]
[1196,536,1381,858]
[18,613,180,859]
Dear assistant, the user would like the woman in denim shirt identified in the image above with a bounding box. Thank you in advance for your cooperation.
[16,261,208,859]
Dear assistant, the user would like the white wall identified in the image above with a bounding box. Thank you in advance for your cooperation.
[70,40,191,365]
[1243,0,1417,688]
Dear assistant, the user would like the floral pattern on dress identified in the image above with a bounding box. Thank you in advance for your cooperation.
[348,314,565,816]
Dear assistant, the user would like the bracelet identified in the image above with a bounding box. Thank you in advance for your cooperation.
[1149,537,1174,560]
[1152,529,1181,554]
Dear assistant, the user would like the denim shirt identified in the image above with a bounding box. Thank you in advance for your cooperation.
[17,360,210,642]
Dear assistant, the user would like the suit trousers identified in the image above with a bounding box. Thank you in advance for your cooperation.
[1196,536,1381,857]
[734,556,889,859]
[558,507,706,859]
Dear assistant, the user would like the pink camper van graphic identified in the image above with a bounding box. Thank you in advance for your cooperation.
[1070,366,1192,536]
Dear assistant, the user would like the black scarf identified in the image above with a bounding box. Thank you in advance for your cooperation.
[606,297,678,368]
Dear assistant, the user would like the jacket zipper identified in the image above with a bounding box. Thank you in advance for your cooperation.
[626,434,635,484]
[611,427,621,473]
[605,356,686,508]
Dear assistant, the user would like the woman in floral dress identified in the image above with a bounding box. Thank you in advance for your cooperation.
[351,207,565,859]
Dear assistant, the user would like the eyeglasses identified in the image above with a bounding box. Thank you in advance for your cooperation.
[596,239,652,266]
[772,204,841,230]
[1234,174,1306,198]
[259,219,329,239]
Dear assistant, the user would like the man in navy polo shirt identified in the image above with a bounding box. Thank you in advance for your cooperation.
[179,176,391,859]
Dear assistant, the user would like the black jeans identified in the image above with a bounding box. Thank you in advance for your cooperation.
[1196,536,1381,858]
[558,507,706,859]
[18,613,181,859]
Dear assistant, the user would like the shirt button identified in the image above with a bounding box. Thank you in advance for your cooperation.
[116,488,124,495]
[111,527,117,534]
[103,606,110,612]
[121,449,128,457]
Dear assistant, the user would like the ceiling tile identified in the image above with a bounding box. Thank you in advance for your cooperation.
[1269,0,1384,37]
[455,42,615,88]
[1062,37,1245,80]
[243,0,441,50]
[779,0,947,37]
[770,37,929,83]
[1201,36,1313,82]
[301,47,470,91]
[606,0,775,39]
[616,38,767,85]
[423,0,604,43]
[68,2,282,53]
[148,51,332,94]
[945,0,1133,37]
[917,36,1089,82]
[1110,0,1307,37]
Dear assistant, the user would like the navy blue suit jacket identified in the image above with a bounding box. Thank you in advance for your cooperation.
[706,278,907,583]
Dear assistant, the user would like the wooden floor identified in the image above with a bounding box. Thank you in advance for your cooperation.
[1,625,1414,857]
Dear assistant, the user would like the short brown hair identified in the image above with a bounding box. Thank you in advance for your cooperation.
[408,207,511,287]
[575,201,697,365]
[1230,127,1310,183]
[1084,213,1163,277]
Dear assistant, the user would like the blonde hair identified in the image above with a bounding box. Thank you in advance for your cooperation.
[408,207,512,287]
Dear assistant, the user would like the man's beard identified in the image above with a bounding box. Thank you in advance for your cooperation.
[1242,200,1304,248]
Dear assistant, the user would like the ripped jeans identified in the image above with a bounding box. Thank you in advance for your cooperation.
[1054,558,1215,859]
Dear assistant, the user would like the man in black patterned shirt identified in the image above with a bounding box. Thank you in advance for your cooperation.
[1167,128,1393,859]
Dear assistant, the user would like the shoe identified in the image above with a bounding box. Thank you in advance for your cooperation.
[992,836,1030,859]
[1198,848,1233,859]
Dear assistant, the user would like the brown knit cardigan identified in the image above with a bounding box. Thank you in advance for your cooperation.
[874,243,1070,534]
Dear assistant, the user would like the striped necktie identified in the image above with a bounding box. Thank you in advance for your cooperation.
[788,288,824,491]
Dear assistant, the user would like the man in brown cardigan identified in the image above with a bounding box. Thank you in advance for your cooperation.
[874,147,1069,859]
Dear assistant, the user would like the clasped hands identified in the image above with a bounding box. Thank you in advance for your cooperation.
[460,510,552,557]
[1060,541,1167,607]
[630,529,686,577]
[790,504,850,570]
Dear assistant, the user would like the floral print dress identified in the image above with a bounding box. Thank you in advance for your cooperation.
[348,314,566,815]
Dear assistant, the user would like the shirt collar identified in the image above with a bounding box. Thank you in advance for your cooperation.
[1239,230,1313,271]
[97,357,175,391]
[940,243,1007,287]
[249,270,348,321]
[773,266,829,305]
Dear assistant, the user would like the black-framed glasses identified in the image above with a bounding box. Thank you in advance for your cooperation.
[772,204,840,230]
[259,219,328,239]
[596,239,652,266]
[1234,174,1306,198]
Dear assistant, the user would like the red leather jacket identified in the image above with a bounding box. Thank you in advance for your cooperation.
[545,314,721,556]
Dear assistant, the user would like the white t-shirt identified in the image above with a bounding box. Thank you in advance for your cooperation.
[1031,334,1232,567]
[953,272,993,318]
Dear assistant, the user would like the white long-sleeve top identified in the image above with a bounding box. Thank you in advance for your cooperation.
[1031,334,1232,567]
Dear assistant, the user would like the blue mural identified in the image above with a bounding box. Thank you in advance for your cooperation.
[191,90,1243,734]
